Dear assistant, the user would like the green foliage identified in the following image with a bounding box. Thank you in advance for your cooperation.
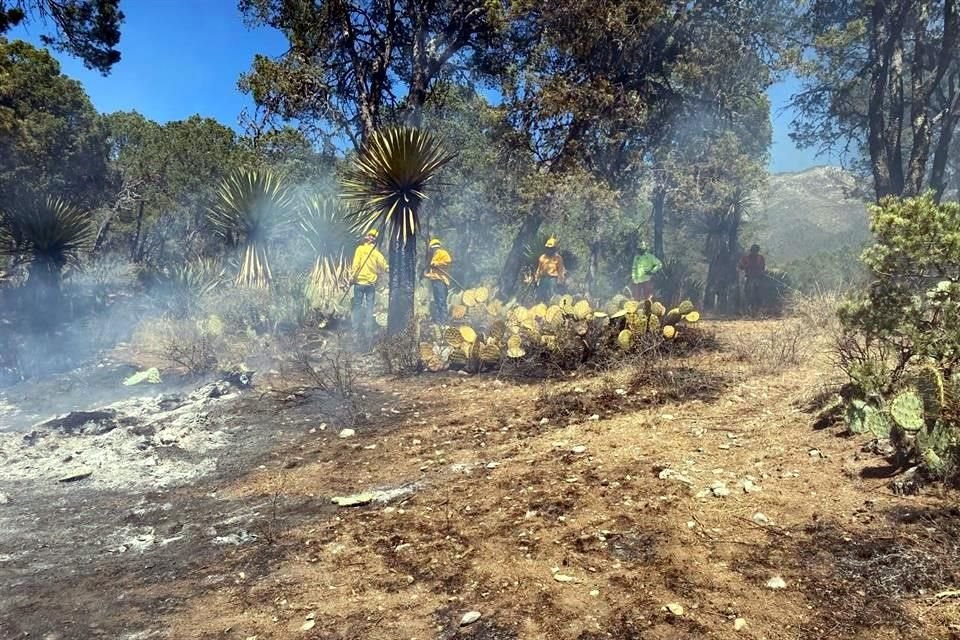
[0,2,123,72]
[839,195,960,482]
[0,39,110,210]
[840,195,960,375]
[208,168,296,289]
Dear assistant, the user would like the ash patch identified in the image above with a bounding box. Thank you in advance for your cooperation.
[0,380,244,490]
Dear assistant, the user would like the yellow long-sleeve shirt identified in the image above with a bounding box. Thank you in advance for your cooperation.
[425,248,452,285]
[351,243,388,285]
[536,253,565,281]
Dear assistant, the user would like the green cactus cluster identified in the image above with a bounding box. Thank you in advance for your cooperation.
[846,364,959,479]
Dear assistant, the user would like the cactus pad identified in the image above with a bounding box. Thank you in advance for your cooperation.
[890,389,925,431]
[678,300,695,315]
[617,329,633,350]
[916,365,945,417]
[663,325,677,340]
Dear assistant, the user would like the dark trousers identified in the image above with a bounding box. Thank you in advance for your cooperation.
[537,276,557,303]
[630,281,655,300]
[352,284,376,337]
[430,279,448,324]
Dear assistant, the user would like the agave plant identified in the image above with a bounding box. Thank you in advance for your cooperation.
[208,168,296,289]
[0,196,94,294]
[340,127,453,334]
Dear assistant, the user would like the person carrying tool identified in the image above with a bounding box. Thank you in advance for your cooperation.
[630,239,662,300]
[535,237,565,302]
[350,229,388,342]
[424,238,452,324]
[738,243,766,315]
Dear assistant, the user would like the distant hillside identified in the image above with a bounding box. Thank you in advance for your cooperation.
[751,166,872,264]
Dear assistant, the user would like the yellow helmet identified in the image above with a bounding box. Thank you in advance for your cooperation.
[429,238,441,248]
[545,237,558,248]
[365,228,378,238]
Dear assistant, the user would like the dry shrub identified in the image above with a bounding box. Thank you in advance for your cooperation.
[786,289,844,334]
[731,319,812,372]
[131,317,252,376]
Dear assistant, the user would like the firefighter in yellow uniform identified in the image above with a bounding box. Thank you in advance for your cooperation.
[535,237,565,302]
[350,228,388,342]
[425,238,452,323]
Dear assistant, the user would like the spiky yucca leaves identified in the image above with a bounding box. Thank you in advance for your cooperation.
[208,169,296,289]
[301,196,353,318]
[300,195,354,264]
[340,127,453,335]
[1,197,94,293]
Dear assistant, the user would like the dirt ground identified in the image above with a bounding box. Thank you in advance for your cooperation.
[3,318,960,639]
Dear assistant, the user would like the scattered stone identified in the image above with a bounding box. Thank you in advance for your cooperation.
[741,479,761,493]
[808,448,823,459]
[571,445,587,455]
[664,603,684,616]
[460,611,482,626]
[0,493,9,505]
[766,576,787,590]
[718,443,731,450]
[122,367,162,386]
[574,386,586,394]
[301,619,316,631]
[332,492,374,507]
[485,462,499,469]
[553,573,576,583]
[658,469,694,485]
[540,418,550,425]
[58,469,93,483]
[615,388,627,396]
[589,589,600,597]
[752,512,770,526]
[588,414,600,421]
[709,481,731,497]
[734,618,747,631]
[338,428,356,439]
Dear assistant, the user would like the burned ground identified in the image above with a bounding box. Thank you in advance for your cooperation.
[2,319,960,639]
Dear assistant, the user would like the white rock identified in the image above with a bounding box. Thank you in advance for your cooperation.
[664,603,684,616]
[460,611,482,626]
[0,493,9,505]
[589,589,600,597]
[588,414,600,421]
[338,428,356,439]
[301,619,316,631]
[766,576,787,590]
[571,445,587,454]
[734,618,747,631]
[752,512,770,525]
[741,479,761,493]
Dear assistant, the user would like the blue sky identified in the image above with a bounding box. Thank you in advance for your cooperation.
[10,1,834,173]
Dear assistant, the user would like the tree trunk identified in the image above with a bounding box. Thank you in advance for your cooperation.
[930,91,959,201]
[387,233,416,335]
[497,214,543,300]
[651,185,666,260]
[131,200,145,262]
[587,241,600,298]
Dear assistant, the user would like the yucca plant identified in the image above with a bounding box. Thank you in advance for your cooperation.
[301,195,354,318]
[340,127,453,335]
[208,168,296,289]
[1,196,94,296]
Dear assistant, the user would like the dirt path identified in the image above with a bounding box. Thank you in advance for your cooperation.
[3,319,959,639]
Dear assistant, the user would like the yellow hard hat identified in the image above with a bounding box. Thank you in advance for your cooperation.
[365,228,378,238]
[429,238,441,248]
[545,237,558,248]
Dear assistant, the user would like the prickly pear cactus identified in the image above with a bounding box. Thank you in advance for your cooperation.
[678,300,695,316]
[916,365,945,417]
[890,389,925,432]
[845,399,892,438]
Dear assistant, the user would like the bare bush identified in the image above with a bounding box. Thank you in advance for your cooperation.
[731,319,812,372]
[786,289,844,334]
